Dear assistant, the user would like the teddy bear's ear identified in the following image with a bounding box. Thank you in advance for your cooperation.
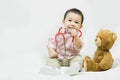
[112,32,117,41]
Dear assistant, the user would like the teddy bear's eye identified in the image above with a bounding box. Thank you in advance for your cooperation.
[95,38,97,41]
[99,37,102,40]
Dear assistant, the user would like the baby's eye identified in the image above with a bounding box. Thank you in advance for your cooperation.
[68,20,72,22]
[75,21,79,24]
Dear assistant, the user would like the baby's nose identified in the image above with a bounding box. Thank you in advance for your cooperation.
[69,23,75,27]
[70,22,75,25]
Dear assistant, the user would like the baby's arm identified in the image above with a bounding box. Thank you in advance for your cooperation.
[48,48,58,58]
[71,29,82,49]
[74,36,82,49]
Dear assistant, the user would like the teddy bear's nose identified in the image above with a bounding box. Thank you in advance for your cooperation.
[95,38,97,41]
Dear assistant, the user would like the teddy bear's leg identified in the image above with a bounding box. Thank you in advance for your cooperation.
[84,58,92,71]
[99,53,114,70]
[84,56,91,60]
[84,56,91,70]
[84,57,102,71]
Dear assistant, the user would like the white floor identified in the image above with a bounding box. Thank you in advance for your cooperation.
[0,48,120,80]
[0,22,120,80]
[1,0,120,79]
[0,26,120,80]
[0,27,120,80]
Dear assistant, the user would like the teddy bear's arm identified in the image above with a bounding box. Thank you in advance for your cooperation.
[93,50,104,63]
[99,52,114,70]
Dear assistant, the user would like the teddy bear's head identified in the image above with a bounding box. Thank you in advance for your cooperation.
[95,29,117,50]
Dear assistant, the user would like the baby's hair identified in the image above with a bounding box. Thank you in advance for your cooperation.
[63,8,84,24]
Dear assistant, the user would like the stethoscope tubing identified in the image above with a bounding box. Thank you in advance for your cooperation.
[55,27,82,42]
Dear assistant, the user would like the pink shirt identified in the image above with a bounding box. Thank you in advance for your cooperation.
[47,27,83,59]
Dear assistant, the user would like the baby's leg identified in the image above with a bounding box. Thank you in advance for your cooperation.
[64,55,83,76]
[70,55,83,70]
[40,58,61,75]
[47,58,61,69]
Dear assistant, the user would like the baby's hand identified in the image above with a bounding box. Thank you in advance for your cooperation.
[48,48,58,58]
[49,52,58,58]
[71,29,78,37]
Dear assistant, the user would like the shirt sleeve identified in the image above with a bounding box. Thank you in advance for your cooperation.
[47,38,56,49]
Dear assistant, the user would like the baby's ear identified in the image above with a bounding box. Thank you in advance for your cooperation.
[62,19,65,24]
[80,25,83,28]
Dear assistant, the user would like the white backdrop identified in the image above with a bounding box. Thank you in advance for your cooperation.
[0,0,120,80]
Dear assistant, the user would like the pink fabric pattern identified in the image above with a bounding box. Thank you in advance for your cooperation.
[47,27,83,59]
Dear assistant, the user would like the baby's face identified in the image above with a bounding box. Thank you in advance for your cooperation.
[62,12,82,33]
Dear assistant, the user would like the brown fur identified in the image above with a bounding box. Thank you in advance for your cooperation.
[84,29,117,71]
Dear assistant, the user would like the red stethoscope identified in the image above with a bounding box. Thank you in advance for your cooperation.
[55,27,82,42]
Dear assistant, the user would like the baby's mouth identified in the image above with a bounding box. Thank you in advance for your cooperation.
[67,27,73,33]
[68,27,72,30]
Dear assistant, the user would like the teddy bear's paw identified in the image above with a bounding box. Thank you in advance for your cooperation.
[85,56,91,60]
[84,59,94,71]
[84,56,91,63]
[84,59,89,71]
[84,59,87,71]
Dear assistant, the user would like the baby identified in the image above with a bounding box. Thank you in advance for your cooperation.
[41,8,84,76]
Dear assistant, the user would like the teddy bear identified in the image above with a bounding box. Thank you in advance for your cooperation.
[84,29,117,71]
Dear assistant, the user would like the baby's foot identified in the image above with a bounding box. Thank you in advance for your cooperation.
[40,66,61,76]
[64,62,81,76]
